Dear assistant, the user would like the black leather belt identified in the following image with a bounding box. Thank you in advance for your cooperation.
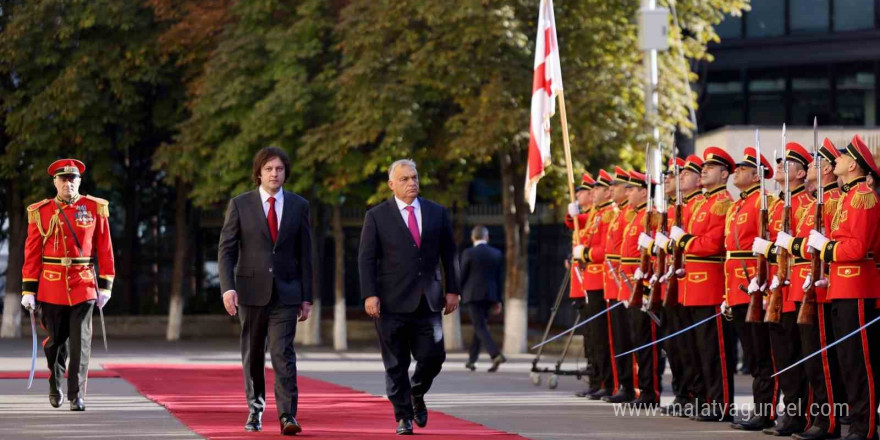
[42,256,94,267]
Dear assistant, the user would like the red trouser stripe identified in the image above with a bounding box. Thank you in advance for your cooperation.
[715,306,731,410]
[858,300,876,439]
[651,319,659,402]
[607,301,620,390]
[818,305,837,433]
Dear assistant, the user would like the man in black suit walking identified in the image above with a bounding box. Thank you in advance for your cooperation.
[460,225,506,372]
[358,159,460,435]
[219,146,313,436]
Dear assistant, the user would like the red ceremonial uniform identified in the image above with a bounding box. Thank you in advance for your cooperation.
[580,200,615,291]
[604,201,630,301]
[22,195,115,306]
[819,176,880,299]
[787,182,841,304]
[723,184,768,307]
[678,184,732,306]
[566,208,593,299]
[619,202,652,300]
[766,185,813,311]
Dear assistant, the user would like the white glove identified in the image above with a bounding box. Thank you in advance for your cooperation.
[648,273,659,285]
[97,290,111,309]
[573,244,586,261]
[775,231,794,251]
[720,300,730,316]
[807,229,830,252]
[815,279,829,288]
[769,275,780,291]
[568,202,580,217]
[20,295,35,310]
[752,237,773,256]
[638,233,653,251]
[622,300,630,308]
[747,277,762,294]
[802,274,813,291]
[669,226,686,242]
[633,267,646,281]
[654,232,671,252]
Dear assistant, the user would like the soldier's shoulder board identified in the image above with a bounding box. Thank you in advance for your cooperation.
[84,195,110,217]
[601,209,616,224]
[26,199,51,223]
[850,184,878,210]
[823,197,839,216]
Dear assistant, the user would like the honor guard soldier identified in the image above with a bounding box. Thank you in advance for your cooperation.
[657,147,735,422]
[723,146,778,431]
[20,159,114,411]
[806,135,880,440]
[622,170,663,408]
[601,167,636,403]
[754,142,813,435]
[776,139,846,440]
[566,173,596,395]
[572,170,616,399]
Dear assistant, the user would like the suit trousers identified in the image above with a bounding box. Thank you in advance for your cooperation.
[467,301,500,363]
[375,296,446,421]
[731,304,777,418]
[768,311,809,421]
[238,289,300,418]
[608,300,634,392]
[629,304,664,402]
[41,300,94,400]
[798,302,844,435]
[688,305,734,416]
[831,299,878,439]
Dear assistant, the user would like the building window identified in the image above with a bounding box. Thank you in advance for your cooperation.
[746,0,785,38]
[833,0,875,31]
[791,73,832,125]
[791,0,831,34]
[748,75,786,125]
[717,14,743,40]
[702,79,745,131]
[836,66,876,125]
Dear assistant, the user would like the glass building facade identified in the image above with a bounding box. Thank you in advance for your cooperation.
[699,0,880,132]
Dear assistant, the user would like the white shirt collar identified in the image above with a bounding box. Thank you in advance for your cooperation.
[473,240,488,247]
[394,196,420,211]
[259,186,283,204]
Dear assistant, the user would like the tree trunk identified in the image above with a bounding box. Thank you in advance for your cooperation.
[1,178,25,338]
[299,202,324,345]
[120,145,140,314]
[332,203,347,351]
[167,179,191,341]
[500,151,529,355]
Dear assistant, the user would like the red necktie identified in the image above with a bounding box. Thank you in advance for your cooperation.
[267,196,278,243]
[405,205,420,247]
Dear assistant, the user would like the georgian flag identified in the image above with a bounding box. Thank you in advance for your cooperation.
[525,0,563,213]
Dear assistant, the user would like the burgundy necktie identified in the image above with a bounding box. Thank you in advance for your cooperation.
[267,196,278,243]
[405,205,421,247]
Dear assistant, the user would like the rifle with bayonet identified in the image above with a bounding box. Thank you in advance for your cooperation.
[647,144,666,313]
[765,124,789,323]
[628,144,652,309]
[798,117,823,325]
[664,144,684,307]
[746,129,770,323]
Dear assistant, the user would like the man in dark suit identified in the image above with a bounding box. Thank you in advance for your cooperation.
[219,146,313,436]
[460,225,506,372]
[358,159,460,435]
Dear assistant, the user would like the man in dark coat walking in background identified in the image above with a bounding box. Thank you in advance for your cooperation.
[460,225,506,372]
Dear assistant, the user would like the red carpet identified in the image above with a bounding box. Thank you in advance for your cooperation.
[104,364,525,439]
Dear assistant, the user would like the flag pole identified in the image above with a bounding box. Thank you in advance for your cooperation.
[557,90,580,242]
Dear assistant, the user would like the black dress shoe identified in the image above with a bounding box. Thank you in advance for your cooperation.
[575,386,600,398]
[839,416,853,425]
[792,425,840,440]
[601,388,635,404]
[279,414,301,436]
[586,388,611,401]
[412,394,428,428]
[627,396,659,409]
[693,412,733,422]
[396,419,414,435]
[730,415,774,430]
[49,393,63,408]
[762,416,806,436]
[244,412,262,432]
[841,434,868,440]
[69,397,85,411]
[487,354,507,373]
[464,362,476,371]
[661,396,691,417]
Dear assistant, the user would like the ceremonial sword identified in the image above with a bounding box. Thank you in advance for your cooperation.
[26,305,37,390]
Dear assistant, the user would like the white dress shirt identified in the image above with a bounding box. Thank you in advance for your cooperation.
[473,239,487,247]
[259,185,283,228]
[395,196,422,235]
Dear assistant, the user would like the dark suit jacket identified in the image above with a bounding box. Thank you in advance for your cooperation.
[460,243,503,305]
[358,197,460,314]
[218,189,313,306]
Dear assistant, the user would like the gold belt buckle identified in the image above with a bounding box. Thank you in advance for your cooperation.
[60,257,72,267]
